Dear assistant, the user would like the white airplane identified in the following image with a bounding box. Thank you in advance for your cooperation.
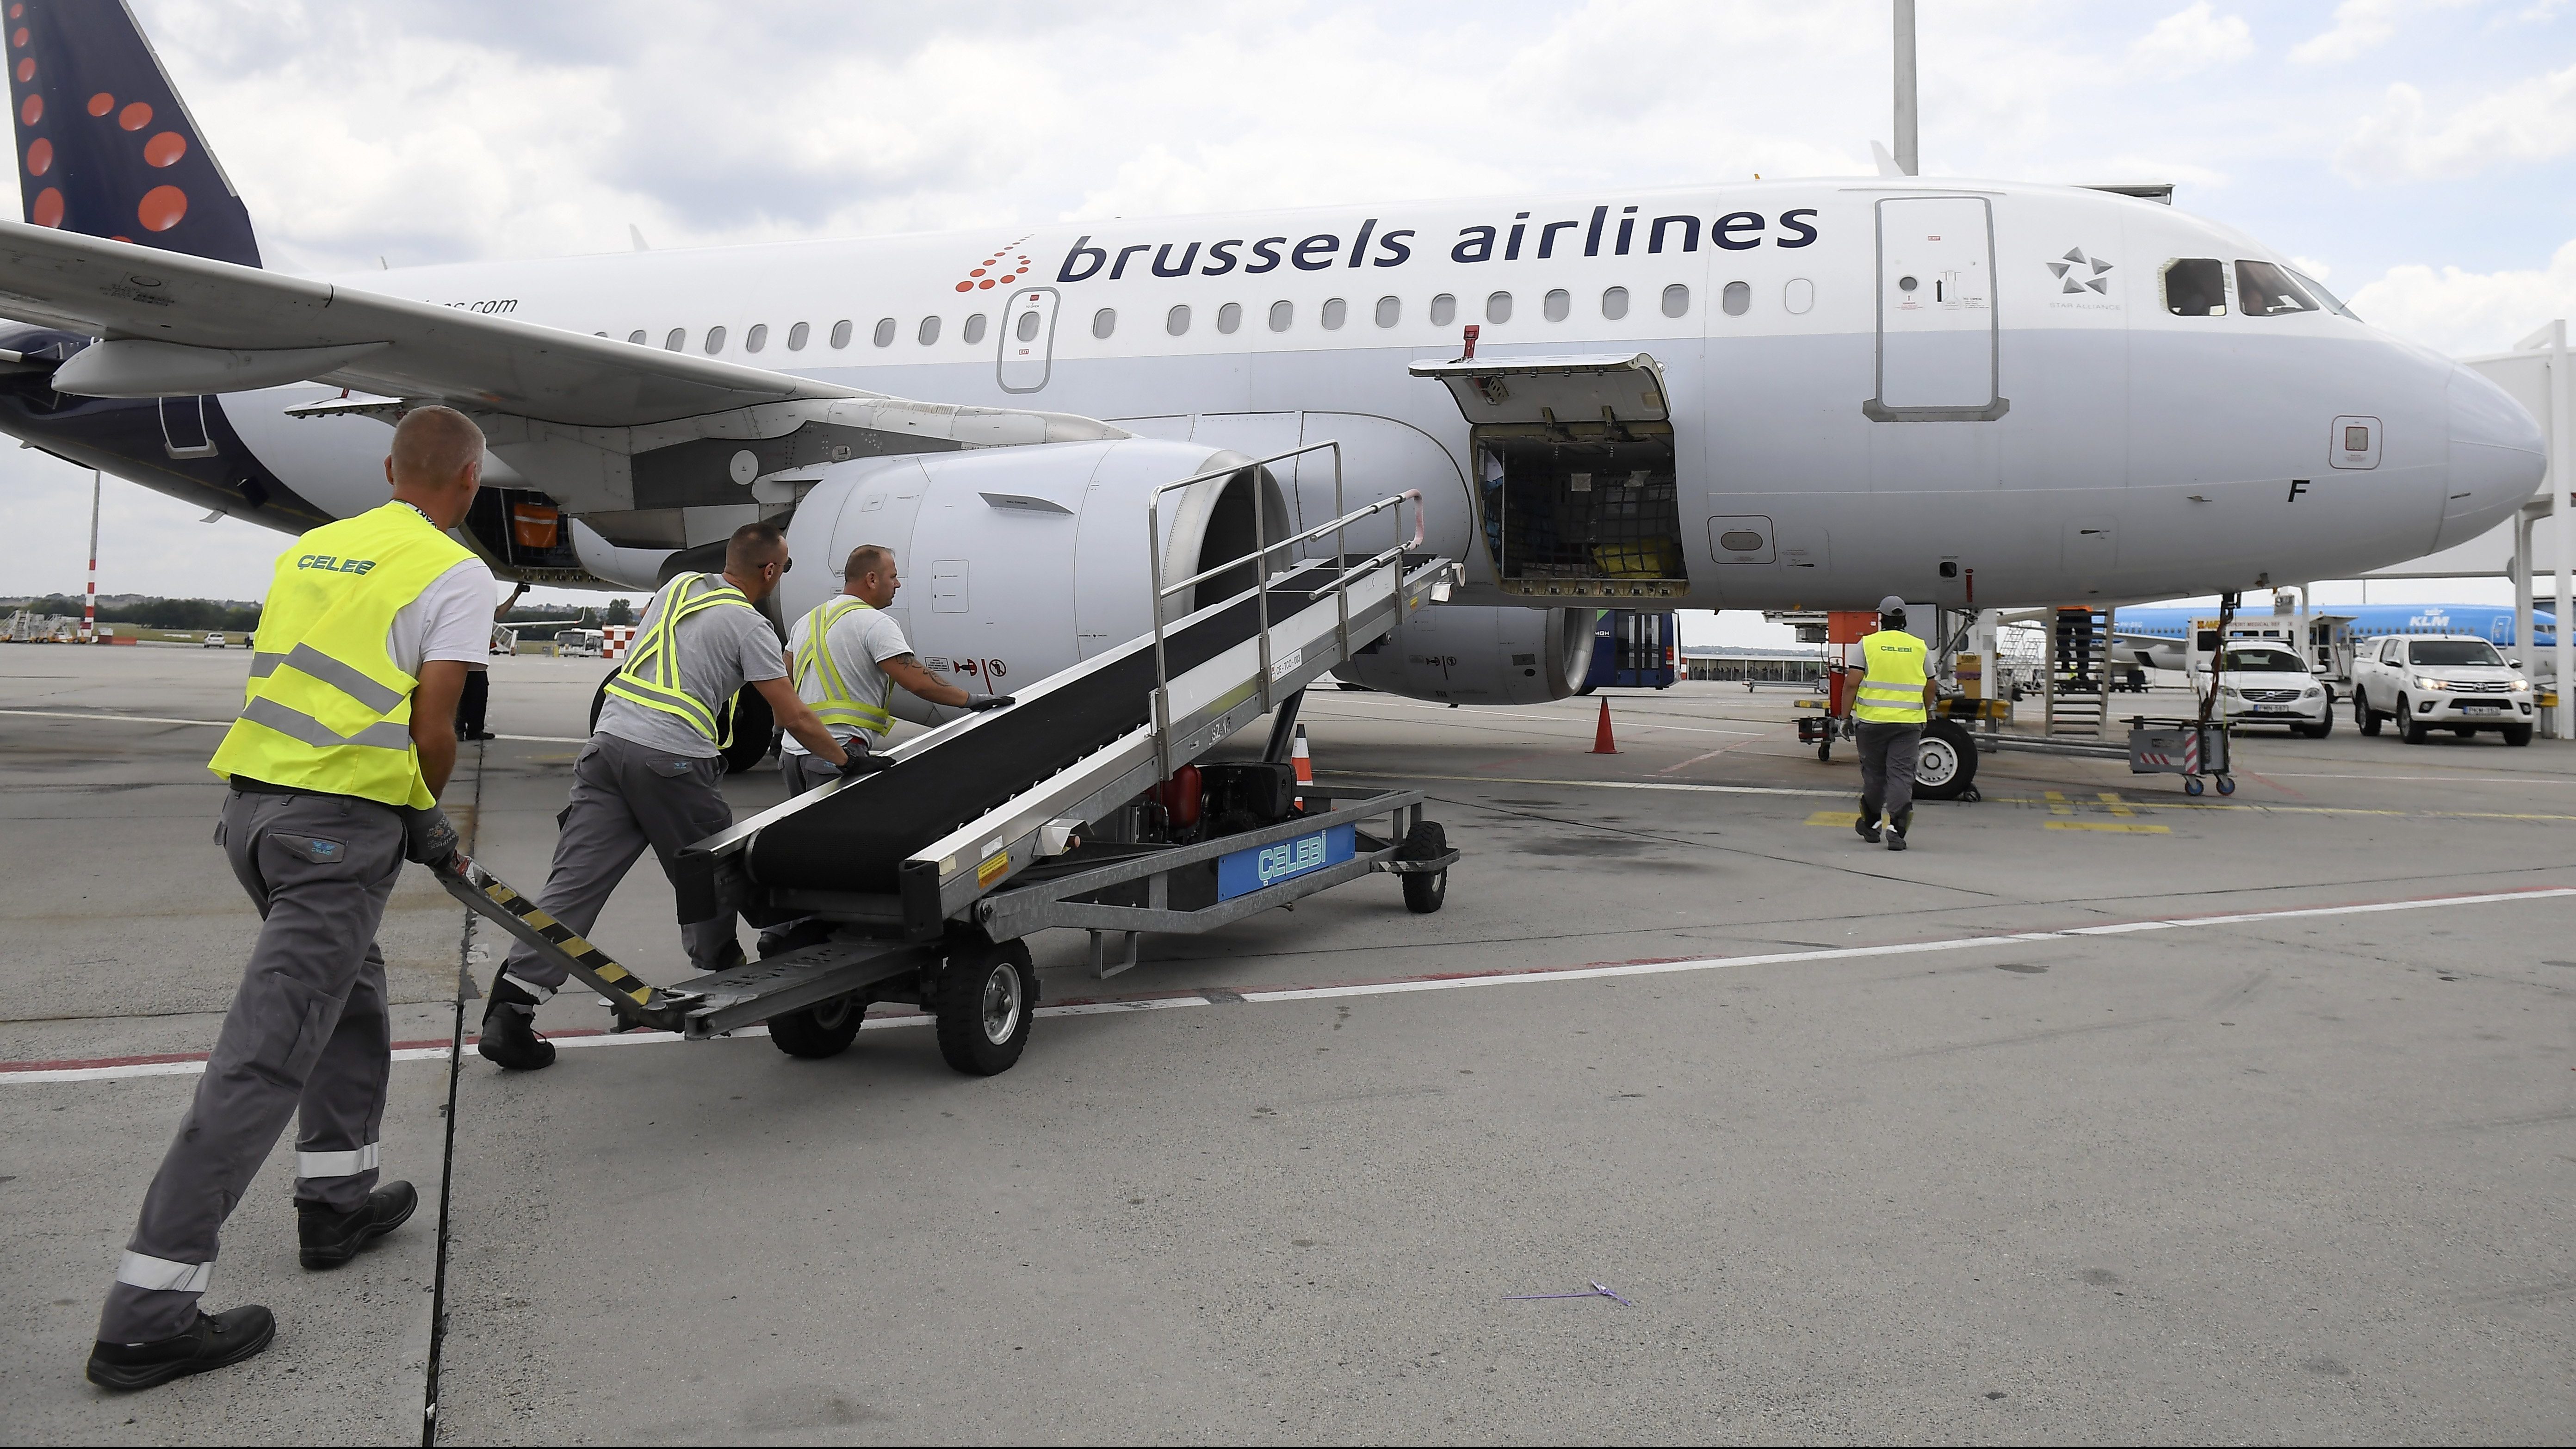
[0,3,2545,712]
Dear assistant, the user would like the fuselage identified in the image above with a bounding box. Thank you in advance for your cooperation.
[0,177,2545,611]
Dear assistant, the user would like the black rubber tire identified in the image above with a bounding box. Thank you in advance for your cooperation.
[2399,699,2428,744]
[1398,820,1449,915]
[768,994,864,1059]
[2216,775,2236,795]
[1817,742,1832,762]
[934,937,1038,1076]
[2506,724,2535,746]
[1911,718,1979,802]
[2356,692,2380,736]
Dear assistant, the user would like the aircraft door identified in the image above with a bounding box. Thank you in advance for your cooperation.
[997,287,1061,394]
[1869,197,2005,421]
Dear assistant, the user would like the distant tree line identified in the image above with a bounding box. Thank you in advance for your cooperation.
[17,594,262,632]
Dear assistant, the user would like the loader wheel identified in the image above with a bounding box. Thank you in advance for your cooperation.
[768,994,863,1059]
[1911,718,1980,802]
[1397,820,1449,915]
[935,937,1037,1076]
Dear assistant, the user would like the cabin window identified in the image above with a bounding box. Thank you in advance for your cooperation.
[1269,300,1293,332]
[1092,308,1116,339]
[664,328,685,351]
[704,326,726,353]
[1783,278,1814,315]
[873,317,897,347]
[1016,310,1042,342]
[2162,258,2227,316]
[627,329,647,345]
[1486,291,1512,324]
[787,322,810,350]
[917,316,940,345]
[2235,260,2319,317]
[1166,304,1190,336]
[1217,302,1242,334]
[1601,286,1629,320]
[830,319,853,348]
[1430,293,1457,327]
[1541,289,1570,322]
[962,313,986,345]
[1661,283,1690,317]
[1721,281,1750,316]
[745,323,767,353]
[1375,295,1399,327]
[1321,297,1347,330]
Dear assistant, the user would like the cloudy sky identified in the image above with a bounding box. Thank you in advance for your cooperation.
[5,0,2574,618]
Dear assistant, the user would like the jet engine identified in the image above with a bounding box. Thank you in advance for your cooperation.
[1335,604,1598,705]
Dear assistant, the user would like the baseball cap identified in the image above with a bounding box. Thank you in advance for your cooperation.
[1876,595,1906,613]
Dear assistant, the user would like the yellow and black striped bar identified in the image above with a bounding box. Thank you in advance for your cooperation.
[433,852,676,1026]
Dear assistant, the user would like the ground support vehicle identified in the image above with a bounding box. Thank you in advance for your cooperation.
[2349,633,2537,745]
[1795,664,1985,802]
[2125,717,2234,796]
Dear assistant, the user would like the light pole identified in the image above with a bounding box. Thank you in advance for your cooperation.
[1893,0,1919,176]
[82,468,99,643]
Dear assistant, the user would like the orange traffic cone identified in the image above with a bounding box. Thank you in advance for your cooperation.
[1291,724,1313,809]
[1591,698,1618,754]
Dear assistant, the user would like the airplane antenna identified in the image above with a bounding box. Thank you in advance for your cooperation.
[1893,0,1920,177]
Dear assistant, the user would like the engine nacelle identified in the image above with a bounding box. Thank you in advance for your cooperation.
[1336,604,1598,704]
[780,437,1289,724]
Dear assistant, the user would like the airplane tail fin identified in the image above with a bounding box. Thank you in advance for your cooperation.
[6,0,261,266]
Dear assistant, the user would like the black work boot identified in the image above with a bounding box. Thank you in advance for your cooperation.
[1854,810,1882,844]
[1887,808,1913,852]
[298,1181,418,1269]
[477,978,556,1071]
[87,1305,276,1390]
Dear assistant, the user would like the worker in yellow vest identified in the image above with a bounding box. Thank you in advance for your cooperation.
[89,408,494,1390]
[478,522,855,1071]
[1852,595,1939,852]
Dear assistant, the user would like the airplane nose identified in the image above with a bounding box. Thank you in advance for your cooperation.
[2436,363,2547,549]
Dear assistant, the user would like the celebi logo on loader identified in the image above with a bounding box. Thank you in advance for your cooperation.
[295,554,377,575]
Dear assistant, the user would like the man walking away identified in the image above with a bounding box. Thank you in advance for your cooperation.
[1853,594,1939,852]
[87,407,491,1389]
[477,523,853,1071]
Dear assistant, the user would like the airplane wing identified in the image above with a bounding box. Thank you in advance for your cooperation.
[0,219,1121,546]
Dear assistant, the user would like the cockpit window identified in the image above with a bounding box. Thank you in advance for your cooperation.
[2409,639,2503,667]
[2235,260,2319,317]
[2219,647,2305,672]
[2162,258,2226,316]
[2285,266,2360,321]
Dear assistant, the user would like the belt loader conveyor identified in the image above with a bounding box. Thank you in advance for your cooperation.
[438,460,1463,1077]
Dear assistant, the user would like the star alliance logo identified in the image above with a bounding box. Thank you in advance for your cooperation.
[2049,248,2113,295]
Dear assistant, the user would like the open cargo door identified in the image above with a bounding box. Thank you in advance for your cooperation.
[1408,353,1687,601]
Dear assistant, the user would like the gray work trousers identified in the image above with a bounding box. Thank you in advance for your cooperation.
[1858,721,1922,827]
[499,732,737,994]
[99,788,404,1344]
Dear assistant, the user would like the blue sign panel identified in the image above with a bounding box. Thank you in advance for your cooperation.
[1216,823,1356,901]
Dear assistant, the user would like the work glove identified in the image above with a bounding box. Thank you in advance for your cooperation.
[838,752,892,780]
[403,805,461,868]
[965,694,1016,712]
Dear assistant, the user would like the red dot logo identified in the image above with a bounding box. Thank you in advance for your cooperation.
[30,186,62,226]
[7,6,22,18]
[137,185,186,231]
[17,93,36,124]
[142,131,185,167]
[119,101,151,130]
[87,92,111,117]
[954,281,973,293]
[978,279,994,289]
[10,27,26,48]
[24,136,47,174]
[13,57,30,81]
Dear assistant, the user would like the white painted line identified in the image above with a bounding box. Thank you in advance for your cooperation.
[13,887,2568,1085]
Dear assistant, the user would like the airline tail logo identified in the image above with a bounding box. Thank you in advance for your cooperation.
[954,234,1034,293]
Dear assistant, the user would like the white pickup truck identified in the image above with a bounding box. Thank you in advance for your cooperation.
[2350,633,2536,745]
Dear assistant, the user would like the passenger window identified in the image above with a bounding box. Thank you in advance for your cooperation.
[1375,296,1399,327]
[873,318,896,347]
[1269,300,1293,332]
[704,326,726,353]
[830,319,853,348]
[962,314,986,345]
[1661,284,1690,317]
[1783,278,1814,315]
[2162,259,2227,316]
[1166,304,1190,336]
[917,316,940,345]
[1721,281,1750,316]
[1217,302,1242,334]
[1092,308,1116,339]
[1485,292,1512,324]
[2235,260,2319,317]
[664,328,685,351]
[1430,293,1456,327]
[626,329,647,345]
[1542,289,1570,322]
[1601,286,1629,320]
[745,323,767,353]
[1321,297,1347,330]
[1016,309,1042,342]
[787,322,810,351]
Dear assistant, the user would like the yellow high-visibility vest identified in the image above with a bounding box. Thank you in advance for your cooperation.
[794,595,896,737]
[1854,629,1930,724]
[599,572,759,745]
[208,502,475,808]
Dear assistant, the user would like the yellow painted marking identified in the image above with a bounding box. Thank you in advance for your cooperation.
[1805,811,1861,827]
[2045,821,2171,834]
[978,851,1011,888]
[2097,791,2136,817]
[2043,789,2074,816]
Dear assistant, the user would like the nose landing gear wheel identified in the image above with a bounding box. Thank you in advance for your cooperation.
[935,938,1038,1076]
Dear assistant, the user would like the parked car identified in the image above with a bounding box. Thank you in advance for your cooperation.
[2204,643,2333,737]
[2350,633,2535,745]
[202,631,226,649]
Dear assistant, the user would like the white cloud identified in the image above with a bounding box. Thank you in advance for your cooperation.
[2127,4,2254,75]
[2334,62,2576,181]
[2346,238,2576,353]
[2293,0,2408,64]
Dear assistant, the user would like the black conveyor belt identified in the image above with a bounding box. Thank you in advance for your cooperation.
[741,564,1352,895]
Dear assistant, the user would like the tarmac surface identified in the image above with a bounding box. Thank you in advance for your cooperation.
[4,645,2573,1443]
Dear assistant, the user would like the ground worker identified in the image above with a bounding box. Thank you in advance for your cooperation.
[477,522,855,1071]
[1852,594,1940,852]
[87,407,494,1390]
[761,544,1015,953]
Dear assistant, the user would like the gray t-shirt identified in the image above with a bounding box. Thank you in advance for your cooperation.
[593,578,788,758]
